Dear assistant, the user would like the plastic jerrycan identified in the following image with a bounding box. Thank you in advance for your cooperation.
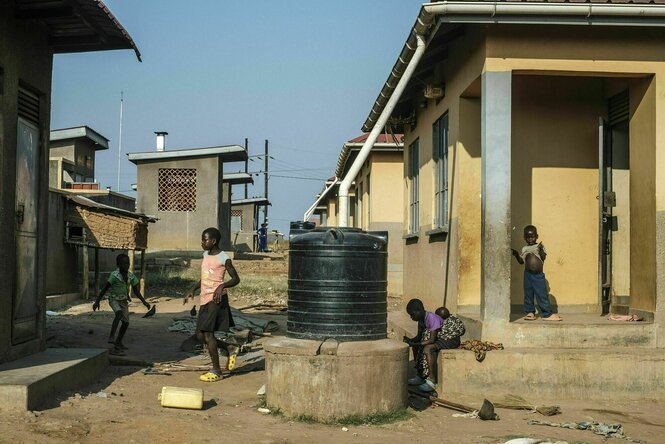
[158,386,204,409]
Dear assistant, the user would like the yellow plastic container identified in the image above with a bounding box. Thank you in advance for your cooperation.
[158,386,204,410]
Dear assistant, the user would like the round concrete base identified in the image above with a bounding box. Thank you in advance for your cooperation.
[265,337,409,420]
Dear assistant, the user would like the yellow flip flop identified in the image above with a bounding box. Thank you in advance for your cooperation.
[199,371,222,382]
[227,353,237,371]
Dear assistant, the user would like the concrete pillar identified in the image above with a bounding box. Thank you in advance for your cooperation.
[82,245,89,300]
[653,74,665,347]
[140,250,146,296]
[480,71,512,325]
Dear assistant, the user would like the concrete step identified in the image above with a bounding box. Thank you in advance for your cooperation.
[610,304,631,315]
[495,316,656,348]
[388,311,657,348]
[439,347,665,401]
[0,348,108,410]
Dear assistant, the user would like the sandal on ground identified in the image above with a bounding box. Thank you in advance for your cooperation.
[523,313,537,321]
[227,352,237,371]
[199,371,222,382]
[543,314,562,321]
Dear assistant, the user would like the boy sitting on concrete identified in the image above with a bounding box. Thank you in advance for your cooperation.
[403,298,444,393]
[92,253,151,355]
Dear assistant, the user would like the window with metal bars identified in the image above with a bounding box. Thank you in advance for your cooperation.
[158,168,197,212]
[433,112,449,228]
[231,209,243,232]
[408,139,420,234]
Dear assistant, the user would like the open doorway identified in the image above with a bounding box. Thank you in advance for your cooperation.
[599,90,630,315]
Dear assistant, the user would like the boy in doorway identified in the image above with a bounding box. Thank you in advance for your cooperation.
[92,253,151,354]
[511,225,562,321]
[183,227,241,382]
[403,298,444,393]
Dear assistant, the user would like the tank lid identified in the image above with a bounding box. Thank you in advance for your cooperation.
[289,227,387,250]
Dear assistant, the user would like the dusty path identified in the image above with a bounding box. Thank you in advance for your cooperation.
[2,257,664,443]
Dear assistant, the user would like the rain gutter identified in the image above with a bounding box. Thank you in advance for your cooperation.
[338,33,427,227]
[304,178,338,222]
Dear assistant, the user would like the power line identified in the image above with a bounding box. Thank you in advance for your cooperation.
[270,174,327,182]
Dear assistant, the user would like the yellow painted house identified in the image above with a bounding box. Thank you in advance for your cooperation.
[311,133,405,295]
[336,0,665,354]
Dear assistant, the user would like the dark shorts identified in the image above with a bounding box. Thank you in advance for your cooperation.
[434,335,461,350]
[196,295,234,333]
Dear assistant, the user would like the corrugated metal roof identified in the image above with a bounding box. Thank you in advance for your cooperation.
[335,134,404,178]
[16,0,141,61]
[347,133,405,144]
[66,194,155,221]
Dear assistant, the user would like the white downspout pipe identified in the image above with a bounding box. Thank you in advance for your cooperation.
[338,33,427,227]
[303,177,338,222]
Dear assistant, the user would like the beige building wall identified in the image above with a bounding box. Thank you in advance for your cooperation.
[359,152,405,296]
[485,25,665,313]
[398,23,665,316]
[402,28,486,312]
[630,77,657,312]
[511,75,604,309]
[326,196,338,226]
[135,157,224,251]
[232,202,256,252]
[456,97,482,310]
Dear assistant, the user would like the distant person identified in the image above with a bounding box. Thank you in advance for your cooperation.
[183,227,240,382]
[257,222,268,252]
[403,298,444,393]
[511,225,561,321]
[92,253,151,355]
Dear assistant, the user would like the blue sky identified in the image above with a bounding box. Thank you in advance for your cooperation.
[51,0,422,233]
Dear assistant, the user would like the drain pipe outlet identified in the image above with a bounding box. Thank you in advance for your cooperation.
[338,33,427,227]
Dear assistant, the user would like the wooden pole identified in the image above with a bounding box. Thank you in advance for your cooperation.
[94,248,100,299]
[128,249,135,297]
[82,245,89,300]
[140,249,146,296]
[128,249,135,273]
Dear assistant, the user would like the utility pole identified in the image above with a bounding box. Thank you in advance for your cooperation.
[116,91,124,192]
[264,139,269,225]
[244,138,249,199]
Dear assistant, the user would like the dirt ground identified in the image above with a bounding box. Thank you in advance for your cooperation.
[2,256,664,443]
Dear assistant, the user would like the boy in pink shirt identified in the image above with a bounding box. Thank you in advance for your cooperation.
[184,227,240,382]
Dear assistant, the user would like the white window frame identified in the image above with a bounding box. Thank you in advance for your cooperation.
[408,139,420,234]
[433,112,449,228]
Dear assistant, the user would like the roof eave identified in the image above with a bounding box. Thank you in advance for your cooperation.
[127,146,248,164]
[362,1,665,132]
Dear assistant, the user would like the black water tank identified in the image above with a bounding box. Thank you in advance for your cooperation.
[287,227,388,341]
[289,220,316,240]
[290,221,316,230]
